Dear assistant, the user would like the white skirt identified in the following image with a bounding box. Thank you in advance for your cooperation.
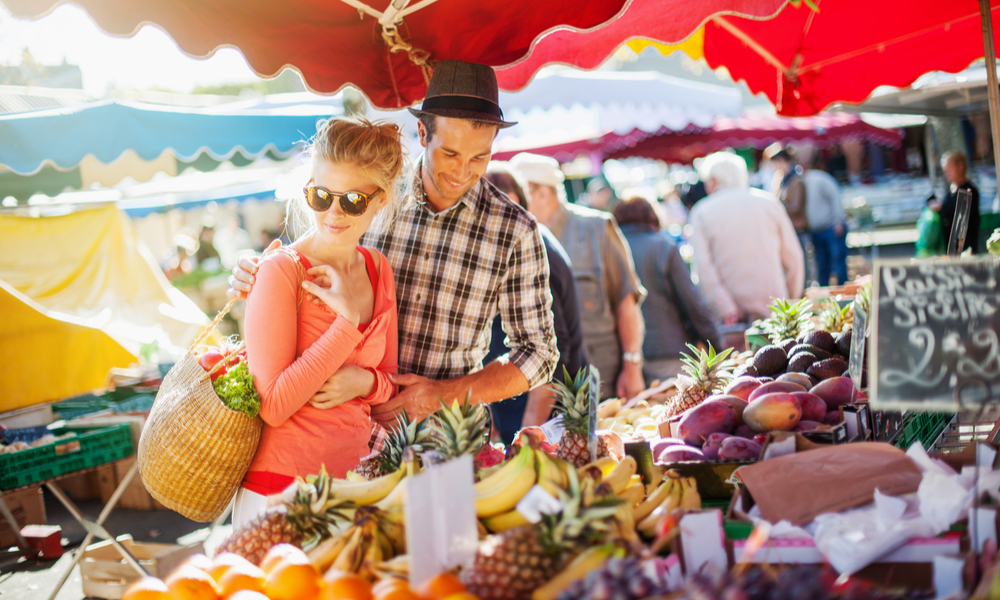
[232,487,269,530]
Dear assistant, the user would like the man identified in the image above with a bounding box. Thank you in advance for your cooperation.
[688,152,804,324]
[510,152,646,399]
[802,157,849,285]
[930,151,980,254]
[768,148,810,255]
[230,61,558,426]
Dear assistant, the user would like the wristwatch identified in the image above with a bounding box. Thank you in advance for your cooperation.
[622,351,644,366]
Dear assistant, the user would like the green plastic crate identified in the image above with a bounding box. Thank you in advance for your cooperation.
[893,411,953,450]
[0,423,134,490]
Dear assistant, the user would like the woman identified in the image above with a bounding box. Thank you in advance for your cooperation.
[612,196,719,385]
[235,117,403,527]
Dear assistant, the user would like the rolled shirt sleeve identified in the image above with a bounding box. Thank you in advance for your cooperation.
[497,223,559,389]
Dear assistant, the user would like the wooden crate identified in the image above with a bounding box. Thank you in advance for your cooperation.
[95,458,166,511]
[80,534,203,599]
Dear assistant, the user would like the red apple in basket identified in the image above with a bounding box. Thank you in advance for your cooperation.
[197,349,227,382]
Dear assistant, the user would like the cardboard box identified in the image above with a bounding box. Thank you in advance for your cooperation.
[95,458,165,511]
[0,488,46,548]
[81,535,203,600]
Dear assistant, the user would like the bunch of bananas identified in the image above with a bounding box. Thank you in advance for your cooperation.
[596,399,665,440]
[634,473,701,537]
[308,506,405,577]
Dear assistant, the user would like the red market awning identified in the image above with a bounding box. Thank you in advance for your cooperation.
[492,129,656,162]
[2,0,630,109]
[607,112,902,164]
[494,0,788,92]
[604,0,1000,117]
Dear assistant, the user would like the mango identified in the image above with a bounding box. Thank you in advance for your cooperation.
[794,420,821,432]
[651,437,689,457]
[810,377,860,410]
[734,425,755,439]
[705,395,748,427]
[748,381,806,402]
[724,376,762,401]
[718,437,762,462]
[824,410,842,425]
[702,432,732,461]
[677,401,736,445]
[791,392,828,422]
[742,393,802,433]
[777,373,814,389]
[656,445,705,464]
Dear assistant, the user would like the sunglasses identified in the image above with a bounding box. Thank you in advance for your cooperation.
[303,186,380,216]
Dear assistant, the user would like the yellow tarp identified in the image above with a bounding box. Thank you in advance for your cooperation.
[0,279,136,411]
[627,28,705,61]
[0,204,209,361]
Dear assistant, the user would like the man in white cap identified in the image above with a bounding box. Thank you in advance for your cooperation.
[510,152,647,399]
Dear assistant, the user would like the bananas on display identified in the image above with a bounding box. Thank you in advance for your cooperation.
[596,399,666,440]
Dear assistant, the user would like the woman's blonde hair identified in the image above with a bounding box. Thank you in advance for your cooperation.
[287,116,406,240]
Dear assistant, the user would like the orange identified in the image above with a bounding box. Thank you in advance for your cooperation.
[123,577,171,600]
[375,586,420,600]
[227,592,269,600]
[324,573,373,600]
[415,573,465,600]
[217,563,266,596]
[165,565,220,600]
[260,544,310,573]
[182,554,215,573]
[441,594,479,600]
[263,559,322,600]
[371,578,408,597]
[207,553,257,583]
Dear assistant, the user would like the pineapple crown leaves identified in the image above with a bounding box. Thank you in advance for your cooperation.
[756,297,814,344]
[678,343,735,392]
[536,467,620,557]
[286,466,352,546]
[551,365,600,436]
[816,298,851,333]
[427,392,489,461]
[377,410,431,473]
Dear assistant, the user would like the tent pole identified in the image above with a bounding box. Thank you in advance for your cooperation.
[979,0,1000,178]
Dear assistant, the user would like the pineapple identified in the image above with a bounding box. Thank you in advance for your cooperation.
[428,394,489,463]
[818,298,852,333]
[216,469,348,565]
[355,412,430,479]
[552,366,610,467]
[755,298,814,344]
[461,469,618,600]
[664,343,734,418]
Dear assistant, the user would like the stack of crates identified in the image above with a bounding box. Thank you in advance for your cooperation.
[893,411,954,450]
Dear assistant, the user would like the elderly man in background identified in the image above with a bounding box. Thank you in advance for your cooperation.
[511,152,647,399]
[688,152,804,324]
[930,150,981,254]
[803,155,849,285]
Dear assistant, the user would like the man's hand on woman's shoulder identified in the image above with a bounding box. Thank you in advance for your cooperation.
[227,239,282,300]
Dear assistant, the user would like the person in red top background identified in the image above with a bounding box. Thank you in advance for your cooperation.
[233,117,404,528]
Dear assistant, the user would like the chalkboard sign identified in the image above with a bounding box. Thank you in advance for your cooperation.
[870,257,1000,411]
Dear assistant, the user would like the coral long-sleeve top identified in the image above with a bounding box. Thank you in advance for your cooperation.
[244,246,398,480]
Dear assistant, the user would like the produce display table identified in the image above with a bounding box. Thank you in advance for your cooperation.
[0,458,148,600]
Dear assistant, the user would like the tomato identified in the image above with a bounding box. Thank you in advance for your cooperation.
[197,349,227,381]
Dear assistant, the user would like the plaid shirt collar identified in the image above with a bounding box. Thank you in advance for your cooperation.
[410,155,484,216]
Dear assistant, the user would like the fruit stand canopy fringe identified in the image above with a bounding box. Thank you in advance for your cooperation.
[0,0,788,108]
[607,112,903,164]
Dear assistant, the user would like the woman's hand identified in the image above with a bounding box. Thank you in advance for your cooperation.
[302,265,361,326]
[309,364,375,410]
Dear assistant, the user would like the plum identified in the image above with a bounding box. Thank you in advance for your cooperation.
[677,401,736,445]
[656,445,705,463]
[824,410,843,426]
[748,381,807,402]
[718,437,763,462]
[724,377,762,401]
[651,437,689,457]
[701,432,732,461]
[794,420,821,432]
[743,393,802,433]
[753,434,769,446]
[810,377,861,410]
[791,392,828,422]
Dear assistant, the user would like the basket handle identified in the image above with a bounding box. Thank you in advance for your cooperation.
[197,340,247,384]
[187,298,237,356]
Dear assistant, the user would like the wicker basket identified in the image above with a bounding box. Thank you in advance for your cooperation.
[138,300,263,522]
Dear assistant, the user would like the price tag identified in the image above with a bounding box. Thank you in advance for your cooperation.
[947,188,973,256]
[405,455,478,588]
[848,300,867,393]
[539,415,565,445]
[588,365,600,462]
[515,485,564,523]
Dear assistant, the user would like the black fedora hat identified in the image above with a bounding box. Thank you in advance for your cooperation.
[408,60,517,129]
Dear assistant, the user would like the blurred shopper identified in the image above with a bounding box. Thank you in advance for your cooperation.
[803,158,849,285]
[585,178,617,211]
[688,152,804,323]
[483,163,587,442]
[930,151,981,254]
[214,215,254,269]
[511,152,647,399]
[769,149,810,250]
[613,197,720,384]
[196,224,221,269]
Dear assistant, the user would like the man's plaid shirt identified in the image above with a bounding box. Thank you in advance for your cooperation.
[362,161,558,390]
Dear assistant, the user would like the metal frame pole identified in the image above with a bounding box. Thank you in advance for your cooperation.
[979,0,1000,179]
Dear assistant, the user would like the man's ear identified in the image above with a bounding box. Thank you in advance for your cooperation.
[417,120,428,149]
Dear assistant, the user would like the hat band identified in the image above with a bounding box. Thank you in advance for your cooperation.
[420,95,504,120]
